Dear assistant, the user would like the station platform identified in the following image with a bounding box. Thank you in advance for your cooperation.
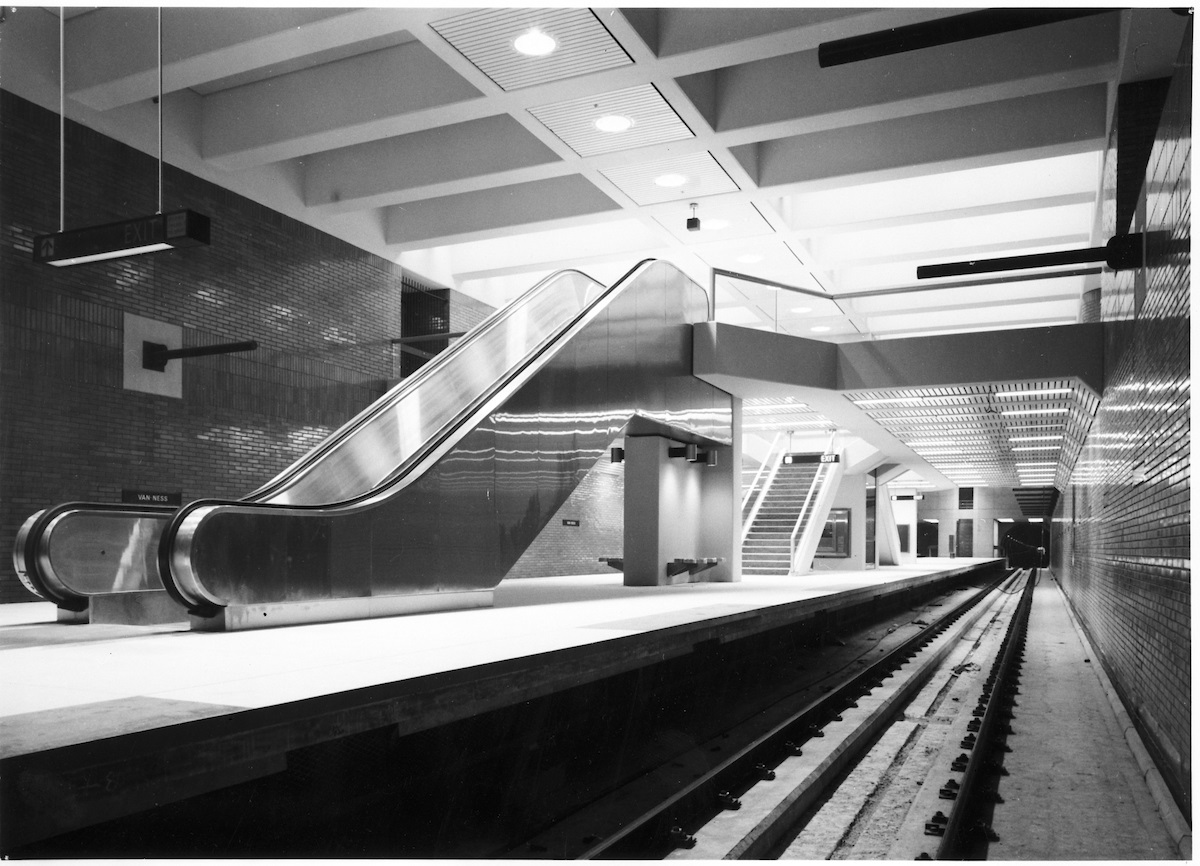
[0,558,1000,851]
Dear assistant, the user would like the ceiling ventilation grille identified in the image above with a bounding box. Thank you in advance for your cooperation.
[431,8,632,92]
[846,379,1100,488]
[743,397,833,435]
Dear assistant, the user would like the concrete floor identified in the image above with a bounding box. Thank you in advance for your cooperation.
[987,574,1182,859]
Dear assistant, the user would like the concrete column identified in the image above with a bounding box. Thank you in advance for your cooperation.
[623,434,734,586]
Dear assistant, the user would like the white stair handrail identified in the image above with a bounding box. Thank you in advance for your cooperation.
[741,435,787,544]
[789,431,840,571]
[742,432,782,512]
[789,462,826,568]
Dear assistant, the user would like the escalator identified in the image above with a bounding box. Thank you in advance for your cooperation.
[14,260,733,623]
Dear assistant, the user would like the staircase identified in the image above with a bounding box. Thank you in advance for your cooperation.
[741,460,823,575]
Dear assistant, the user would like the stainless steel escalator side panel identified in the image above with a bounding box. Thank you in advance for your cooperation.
[249,269,605,506]
[172,260,733,612]
[14,504,175,610]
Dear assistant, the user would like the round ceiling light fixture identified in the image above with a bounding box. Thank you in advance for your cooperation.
[811,325,831,333]
[791,305,812,314]
[703,218,730,231]
[514,28,557,56]
[594,114,634,133]
[654,172,688,187]
[737,253,763,264]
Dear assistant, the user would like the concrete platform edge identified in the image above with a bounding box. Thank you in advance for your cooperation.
[1051,572,1192,859]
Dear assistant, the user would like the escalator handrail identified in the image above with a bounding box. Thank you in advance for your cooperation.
[160,258,664,614]
[15,501,177,611]
[242,267,604,503]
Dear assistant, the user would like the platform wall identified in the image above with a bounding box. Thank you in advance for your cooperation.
[0,89,406,603]
[1052,25,1191,814]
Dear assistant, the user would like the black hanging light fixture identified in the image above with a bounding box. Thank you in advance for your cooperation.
[33,7,210,267]
[916,233,1148,280]
[817,8,1110,68]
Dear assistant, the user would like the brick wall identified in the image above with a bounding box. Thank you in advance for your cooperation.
[449,287,495,335]
[1051,24,1191,813]
[0,89,401,603]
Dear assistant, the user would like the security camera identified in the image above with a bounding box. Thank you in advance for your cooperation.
[687,202,700,232]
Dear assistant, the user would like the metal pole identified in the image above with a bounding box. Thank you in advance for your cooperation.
[59,8,65,232]
[157,6,163,215]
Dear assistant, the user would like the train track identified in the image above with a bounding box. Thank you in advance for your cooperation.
[507,568,1034,860]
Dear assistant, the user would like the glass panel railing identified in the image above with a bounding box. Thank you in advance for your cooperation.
[710,268,855,339]
[250,269,605,506]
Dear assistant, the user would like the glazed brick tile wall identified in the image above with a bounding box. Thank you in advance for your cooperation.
[1051,25,1191,813]
[506,447,625,579]
[1,89,401,602]
[449,287,495,335]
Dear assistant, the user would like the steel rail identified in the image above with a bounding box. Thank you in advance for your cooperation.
[551,569,1016,859]
[931,570,1036,857]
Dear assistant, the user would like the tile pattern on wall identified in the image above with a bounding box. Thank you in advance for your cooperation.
[1052,24,1191,814]
[0,90,400,602]
[505,446,625,579]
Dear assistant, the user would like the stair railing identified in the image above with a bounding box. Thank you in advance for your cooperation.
[789,432,839,572]
[741,434,786,544]
[788,462,826,571]
[742,432,782,513]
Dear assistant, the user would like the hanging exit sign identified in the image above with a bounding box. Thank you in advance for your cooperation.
[33,210,210,267]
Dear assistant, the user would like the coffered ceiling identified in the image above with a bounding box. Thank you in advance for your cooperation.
[5,6,1186,313]
[3,5,1189,494]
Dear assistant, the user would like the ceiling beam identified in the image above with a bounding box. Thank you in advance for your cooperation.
[66,7,417,111]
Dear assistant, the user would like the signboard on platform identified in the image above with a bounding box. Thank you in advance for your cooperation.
[121,489,182,507]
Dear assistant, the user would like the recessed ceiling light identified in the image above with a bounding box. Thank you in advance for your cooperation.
[702,218,730,231]
[811,325,831,333]
[854,397,923,405]
[594,114,634,133]
[737,253,764,264]
[791,305,812,314]
[654,173,688,187]
[995,387,1073,398]
[1001,408,1069,416]
[514,28,556,56]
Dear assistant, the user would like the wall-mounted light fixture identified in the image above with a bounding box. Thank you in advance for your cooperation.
[142,338,258,372]
[917,233,1157,279]
[667,442,717,465]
